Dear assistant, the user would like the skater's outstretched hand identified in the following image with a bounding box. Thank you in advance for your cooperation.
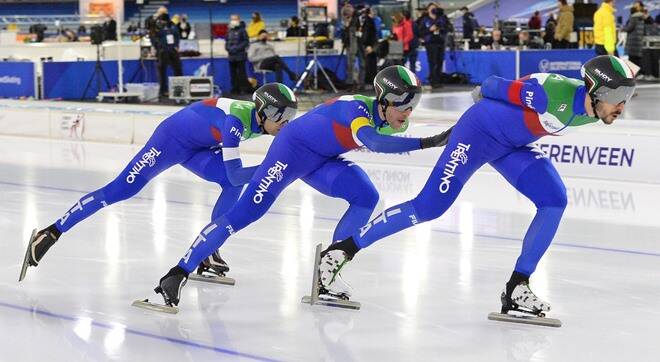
[420,126,453,149]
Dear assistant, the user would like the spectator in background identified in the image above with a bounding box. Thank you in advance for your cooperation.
[247,12,265,38]
[594,0,617,55]
[358,6,378,89]
[286,16,306,37]
[528,11,542,30]
[340,2,357,89]
[554,0,574,48]
[154,12,183,96]
[370,7,383,40]
[403,10,418,72]
[249,30,298,83]
[226,14,252,95]
[460,6,478,42]
[624,1,646,73]
[103,12,117,41]
[490,29,506,50]
[544,12,557,46]
[518,30,543,49]
[420,2,449,88]
[392,12,413,69]
[178,14,191,39]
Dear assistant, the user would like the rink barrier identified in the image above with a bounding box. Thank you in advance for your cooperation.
[1,100,659,183]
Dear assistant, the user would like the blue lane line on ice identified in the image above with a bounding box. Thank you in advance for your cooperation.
[0,300,281,362]
[2,179,660,258]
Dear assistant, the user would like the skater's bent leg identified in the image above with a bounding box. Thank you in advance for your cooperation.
[177,175,287,273]
[180,148,244,220]
[349,126,492,251]
[302,158,379,241]
[177,139,313,273]
[513,161,567,276]
[211,186,243,220]
[492,149,567,277]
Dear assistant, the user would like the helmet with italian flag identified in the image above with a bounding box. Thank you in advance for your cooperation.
[581,55,636,106]
[374,65,422,112]
[252,82,298,125]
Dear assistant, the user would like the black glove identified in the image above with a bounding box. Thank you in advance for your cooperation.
[420,126,453,149]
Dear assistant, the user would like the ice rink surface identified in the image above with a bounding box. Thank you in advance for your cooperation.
[2,90,660,361]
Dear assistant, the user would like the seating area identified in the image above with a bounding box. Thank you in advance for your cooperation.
[128,0,297,29]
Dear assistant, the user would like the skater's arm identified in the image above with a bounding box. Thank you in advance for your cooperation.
[222,116,259,186]
[480,75,549,113]
[353,118,422,153]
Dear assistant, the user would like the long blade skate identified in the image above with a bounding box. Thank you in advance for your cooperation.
[188,273,235,286]
[18,229,37,282]
[488,312,562,328]
[301,243,361,310]
[131,299,179,314]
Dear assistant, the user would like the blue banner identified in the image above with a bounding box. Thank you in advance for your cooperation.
[43,55,347,100]
[0,61,35,98]
[518,49,596,79]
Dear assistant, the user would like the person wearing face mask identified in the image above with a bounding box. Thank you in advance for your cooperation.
[178,14,191,40]
[460,6,478,43]
[154,12,183,97]
[248,30,298,83]
[247,12,265,39]
[420,2,449,88]
[226,14,253,95]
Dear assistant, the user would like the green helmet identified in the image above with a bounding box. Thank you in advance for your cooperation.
[252,82,298,126]
[581,55,636,106]
[374,65,422,112]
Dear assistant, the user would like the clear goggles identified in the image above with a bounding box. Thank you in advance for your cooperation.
[594,85,635,105]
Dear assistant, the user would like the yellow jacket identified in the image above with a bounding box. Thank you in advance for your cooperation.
[247,20,265,38]
[593,2,616,53]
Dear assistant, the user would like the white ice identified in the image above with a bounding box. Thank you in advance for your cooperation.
[1,132,659,362]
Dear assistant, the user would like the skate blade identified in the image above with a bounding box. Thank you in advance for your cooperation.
[188,273,236,286]
[488,312,561,328]
[131,299,179,314]
[301,295,361,310]
[18,229,37,282]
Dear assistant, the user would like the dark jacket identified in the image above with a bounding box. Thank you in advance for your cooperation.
[155,24,180,52]
[225,23,249,61]
[420,11,449,45]
[462,11,478,39]
[357,14,377,48]
[625,12,645,57]
[178,21,191,39]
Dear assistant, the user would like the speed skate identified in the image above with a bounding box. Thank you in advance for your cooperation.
[131,298,179,314]
[301,244,361,310]
[188,270,235,285]
[488,283,562,328]
[18,229,37,282]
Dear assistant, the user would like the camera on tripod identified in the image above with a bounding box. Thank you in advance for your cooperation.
[90,25,105,45]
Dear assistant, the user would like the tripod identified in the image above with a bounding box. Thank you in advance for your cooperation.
[129,2,151,83]
[293,47,338,93]
[81,44,112,100]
